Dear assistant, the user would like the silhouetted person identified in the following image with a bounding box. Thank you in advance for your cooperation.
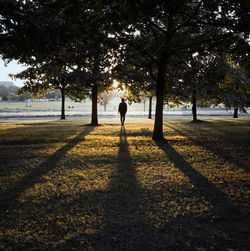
[118,98,127,125]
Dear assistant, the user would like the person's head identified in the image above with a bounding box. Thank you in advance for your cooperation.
[121,98,125,102]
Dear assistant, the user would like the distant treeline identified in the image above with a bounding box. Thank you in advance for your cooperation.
[0,84,61,101]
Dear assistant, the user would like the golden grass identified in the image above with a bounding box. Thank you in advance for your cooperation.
[0,118,249,250]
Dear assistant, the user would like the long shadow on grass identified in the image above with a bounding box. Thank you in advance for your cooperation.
[0,125,94,215]
[97,126,154,250]
[154,138,242,220]
[165,123,249,172]
[153,138,250,249]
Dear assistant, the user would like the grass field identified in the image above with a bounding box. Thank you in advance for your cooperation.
[0,100,149,113]
[0,118,249,250]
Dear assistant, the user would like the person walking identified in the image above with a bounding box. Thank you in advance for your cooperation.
[118,98,127,125]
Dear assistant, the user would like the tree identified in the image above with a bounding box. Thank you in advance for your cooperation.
[108,0,249,139]
[226,39,250,118]
[1,1,249,132]
[13,60,87,119]
[100,91,117,112]
[0,83,19,101]
[171,53,226,122]
[0,0,85,119]
[0,0,116,124]
[0,84,9,101]
[215,55,250,118]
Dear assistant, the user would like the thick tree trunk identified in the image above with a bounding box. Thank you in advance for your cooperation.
[60,88,66,120]
[153,56,166,140]
[91,84,98,125]
[148,96,152,119]
[233,107,238,118]
[192,90,197,122]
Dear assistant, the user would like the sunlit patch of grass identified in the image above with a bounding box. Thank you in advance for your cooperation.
[163,119,250,208]
[0,118,249,250]
[134,139,213,231]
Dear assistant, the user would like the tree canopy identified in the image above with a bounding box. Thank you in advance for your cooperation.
[0,0,249,137]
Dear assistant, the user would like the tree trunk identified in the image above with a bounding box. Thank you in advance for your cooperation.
[104,102,107,112]
[153,55,167,140]
[91,53,100,125]
[91,84,98,125]
[148,96,152,119]
[233,82,239,118]
[60,87,66,120]
[192,90,197,122]
[233,107,238,118]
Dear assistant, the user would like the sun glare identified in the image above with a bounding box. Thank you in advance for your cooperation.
[113,79,119,89]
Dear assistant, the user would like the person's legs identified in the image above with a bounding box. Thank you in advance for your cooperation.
[122,114,125,124]
[120,113,125,125]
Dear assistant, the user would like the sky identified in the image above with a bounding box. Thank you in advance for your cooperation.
[0,58,26,87]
